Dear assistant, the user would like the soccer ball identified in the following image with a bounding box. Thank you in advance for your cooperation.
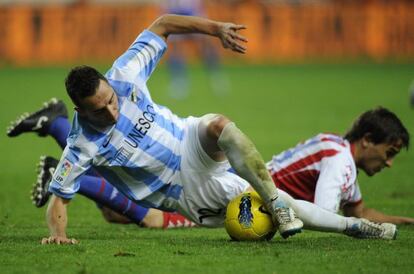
[224,191,277,241]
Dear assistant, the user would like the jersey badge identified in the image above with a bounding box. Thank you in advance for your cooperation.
[53,159,73,184]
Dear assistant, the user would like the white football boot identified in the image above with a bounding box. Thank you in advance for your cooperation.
[268,202,303,239]
[344,218,397,240]
[275,207,304,239]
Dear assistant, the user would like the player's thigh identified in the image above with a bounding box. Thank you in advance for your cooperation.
[176,169,250,227]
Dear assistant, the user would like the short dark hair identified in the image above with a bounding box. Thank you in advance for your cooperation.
[344,107,410,149]
[65,65,107,107]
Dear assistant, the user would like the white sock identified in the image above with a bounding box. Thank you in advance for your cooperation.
[278,190,357,233]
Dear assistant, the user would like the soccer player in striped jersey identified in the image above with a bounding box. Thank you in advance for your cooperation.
[267,107,414,224]
[30,14,306,244]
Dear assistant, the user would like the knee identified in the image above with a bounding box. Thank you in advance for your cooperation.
[205,114,232,140]
[100,207,132,224]
[100,207,117,223]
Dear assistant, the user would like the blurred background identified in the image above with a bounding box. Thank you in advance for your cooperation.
[0,0,413,65]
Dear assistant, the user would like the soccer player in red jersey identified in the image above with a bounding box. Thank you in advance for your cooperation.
[267,107,413,224]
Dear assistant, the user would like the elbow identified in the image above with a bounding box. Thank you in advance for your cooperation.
[344,211,363,218]
[343,207,364,218]
[149,14,172,38]
[153,14,168,27]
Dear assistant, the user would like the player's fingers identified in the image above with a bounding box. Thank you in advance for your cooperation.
[42,236,56,244]
[70,238,79,244]
[227,38,247,53]
[221,40,230,49]
[233,46,246,54]
[226,36,239,48]
[232,45,246,54]
[230,44,246,54]
[231,32,248,43]
[41,238,49,245]
[60,238,72,244]
[231,24,247,31]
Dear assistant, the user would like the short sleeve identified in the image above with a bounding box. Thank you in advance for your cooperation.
[341,181,363,207]
[313,154,357,213]
[49,145,92,199]
[48,120,95,199]
[105,30,167,85]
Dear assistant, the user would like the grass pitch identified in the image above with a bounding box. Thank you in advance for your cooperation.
[1,63,414,274]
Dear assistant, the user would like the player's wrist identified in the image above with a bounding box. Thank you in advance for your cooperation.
[210,21,222,37]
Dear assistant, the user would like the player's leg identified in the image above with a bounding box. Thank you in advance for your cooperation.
[197,114,303,238]
[80,175,196,228]
[276,189,397,239]
[99,206,194,228]
[7,98,70,149]
[32,156,196,228]
[99,206,133,224]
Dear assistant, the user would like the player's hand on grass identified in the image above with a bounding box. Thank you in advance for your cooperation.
[217,23,248,54]
[41,236,78,245]
[396,216,414,225]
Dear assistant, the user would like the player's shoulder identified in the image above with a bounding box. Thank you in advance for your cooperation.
[312,133,349,151]
[315,133,356,170]
[305,133,355,166]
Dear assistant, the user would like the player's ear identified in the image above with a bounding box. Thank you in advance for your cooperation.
[361,133,374,148]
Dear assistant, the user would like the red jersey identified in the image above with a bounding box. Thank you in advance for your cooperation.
[267,133,362,213]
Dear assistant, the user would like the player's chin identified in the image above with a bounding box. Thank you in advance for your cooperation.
[98,119,116,127]
[363,168,376,177]
[367,168,380,177]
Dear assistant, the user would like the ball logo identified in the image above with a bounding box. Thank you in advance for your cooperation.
[238,194,254,228]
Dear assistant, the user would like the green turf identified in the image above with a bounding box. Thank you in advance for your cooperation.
[1,63,414,274]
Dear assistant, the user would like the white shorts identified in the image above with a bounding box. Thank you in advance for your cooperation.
[172,115,250,227]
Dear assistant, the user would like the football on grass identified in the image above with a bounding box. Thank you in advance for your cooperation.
[224,191,276,241]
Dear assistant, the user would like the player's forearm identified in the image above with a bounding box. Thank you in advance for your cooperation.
[360,207,414,225]
[46,195,69,237]
[149,14,219,40]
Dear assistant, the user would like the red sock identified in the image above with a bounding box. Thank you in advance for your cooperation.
[162,212,197,229]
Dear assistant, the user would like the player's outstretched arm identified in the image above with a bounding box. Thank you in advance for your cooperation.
[148,14,248,54]
[343,202,414,225]
[41,195,78,245]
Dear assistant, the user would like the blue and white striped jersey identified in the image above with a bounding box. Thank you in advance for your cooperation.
[49,30,187,211]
